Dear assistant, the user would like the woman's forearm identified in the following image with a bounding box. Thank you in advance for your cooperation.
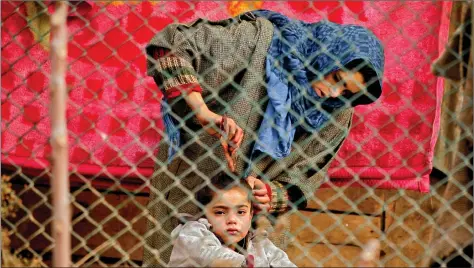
[183,91,222,126]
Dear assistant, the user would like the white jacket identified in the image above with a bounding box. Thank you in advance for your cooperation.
[167,218,297,267]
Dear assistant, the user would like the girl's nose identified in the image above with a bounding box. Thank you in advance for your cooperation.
[227,214,237,224]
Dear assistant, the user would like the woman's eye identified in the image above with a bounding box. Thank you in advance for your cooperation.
[335,72,347,88]
[334,72,342,83]
[342,90,353,98]
[215,211,225,215]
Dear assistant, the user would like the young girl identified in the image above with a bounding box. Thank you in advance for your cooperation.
[167,173,297,267]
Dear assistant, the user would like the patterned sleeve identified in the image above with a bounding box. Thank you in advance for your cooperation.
[248,157,296,214]
[265,181,293,214]
[148,46,202,99]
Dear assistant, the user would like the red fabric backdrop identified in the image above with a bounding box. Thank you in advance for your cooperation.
[1,1,451,192]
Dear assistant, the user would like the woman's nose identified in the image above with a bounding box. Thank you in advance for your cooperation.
[329,86,343,98]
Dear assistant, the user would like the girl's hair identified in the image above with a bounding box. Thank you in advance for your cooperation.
[344,59,382,106]
[195,172,253,207]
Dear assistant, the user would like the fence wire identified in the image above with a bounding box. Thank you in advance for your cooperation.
[1,1,473,267]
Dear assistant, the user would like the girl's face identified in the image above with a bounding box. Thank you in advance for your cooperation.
[311,70,366,99]
[205,187,252,250]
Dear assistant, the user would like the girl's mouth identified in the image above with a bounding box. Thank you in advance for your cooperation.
[226,229,239,235]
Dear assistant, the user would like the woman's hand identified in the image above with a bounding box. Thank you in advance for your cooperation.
[219,115,244,172]
[195,109,244,172]
[246,176,270,213]
[194,107,221,135]
[184,92,243,171]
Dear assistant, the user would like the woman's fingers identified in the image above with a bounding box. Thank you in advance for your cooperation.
[224,117,230,139]
[252,178,267,191]
[228,121,237,140]
[246,176,257,188]
[249,178,270,206]
[222,118,238,140]
[254,195,270,204]
[231,127,244,153]
[220,138,235,172]
[233,126,243,143]
[253,188,268,196]
[245,177,271,211]
[220,117,244,155]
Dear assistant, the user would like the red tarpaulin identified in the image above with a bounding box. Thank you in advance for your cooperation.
[1,1,452,192]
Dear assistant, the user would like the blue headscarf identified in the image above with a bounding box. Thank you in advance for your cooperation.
[162,10,385,163]
[248,9,385,160]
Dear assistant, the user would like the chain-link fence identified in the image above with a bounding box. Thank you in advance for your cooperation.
[1,1,473,267]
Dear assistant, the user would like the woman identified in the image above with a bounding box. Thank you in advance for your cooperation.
[143,9,384,266]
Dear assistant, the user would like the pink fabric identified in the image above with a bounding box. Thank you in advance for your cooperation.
[1,1,451,193]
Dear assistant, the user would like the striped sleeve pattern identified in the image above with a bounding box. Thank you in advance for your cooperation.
[266,181,290,214]
[150,47,202,98]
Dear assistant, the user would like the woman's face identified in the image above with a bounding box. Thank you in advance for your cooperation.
[311,70,366,99]
[205,187,252,250]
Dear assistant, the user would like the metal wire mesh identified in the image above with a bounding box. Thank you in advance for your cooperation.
[1,1,472,267]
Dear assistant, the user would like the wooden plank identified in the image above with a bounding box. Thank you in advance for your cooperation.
[289,211,381,246]
[8,184,53,257]
[71,189,148,261]
[381,189,436,267]
[9,183,385,264]
[8,184,149,261]
[306,187,386,215]
[286,243,378,267]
